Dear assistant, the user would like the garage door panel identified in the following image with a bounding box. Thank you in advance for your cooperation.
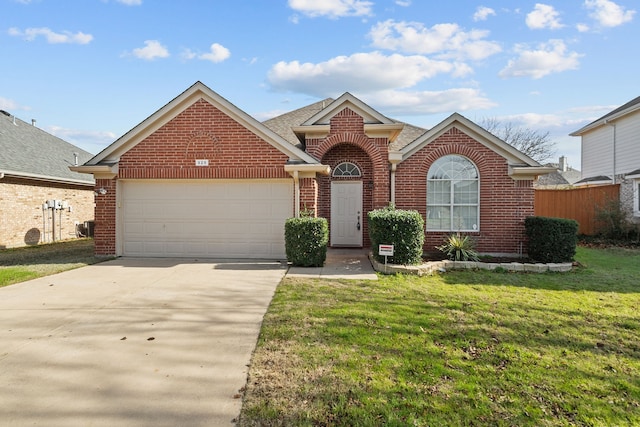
[121,180,292,258]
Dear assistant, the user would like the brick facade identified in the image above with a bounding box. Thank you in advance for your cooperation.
[90,87,538,257]
[0,177,94,249]
[305,108,390,247]
[93,98,292,255]
[395,127,534,255]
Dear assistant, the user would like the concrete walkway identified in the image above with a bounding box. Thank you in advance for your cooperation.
[0,258,286,427]
[286,248,378,280]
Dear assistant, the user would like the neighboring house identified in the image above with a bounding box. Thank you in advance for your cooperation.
[570,95,640,223]
[72,81,551,259]
[535,156,581,188]
[0,111,95,248]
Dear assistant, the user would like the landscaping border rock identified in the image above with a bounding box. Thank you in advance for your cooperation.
[369,254,573,276]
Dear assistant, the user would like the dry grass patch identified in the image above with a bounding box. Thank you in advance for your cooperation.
[0,239,107,287]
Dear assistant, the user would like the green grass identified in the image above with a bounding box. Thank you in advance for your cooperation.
[0,239,106,287]
[239,246,640,426]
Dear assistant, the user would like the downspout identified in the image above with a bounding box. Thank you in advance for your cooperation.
[390,163,397,205]
[293,170,300,218]
[388,153,402,206]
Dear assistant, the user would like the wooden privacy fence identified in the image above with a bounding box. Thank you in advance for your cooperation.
[534,185,620,235]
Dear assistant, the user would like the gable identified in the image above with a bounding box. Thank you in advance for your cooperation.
[398,113,552,180]
[118,99,291,179]
[293,92,403,143]
[83,81,319,169]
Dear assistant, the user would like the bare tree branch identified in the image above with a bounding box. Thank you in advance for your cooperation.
[480,118,556,163]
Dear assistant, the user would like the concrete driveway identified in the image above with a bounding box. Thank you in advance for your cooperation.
[0,258,286,427]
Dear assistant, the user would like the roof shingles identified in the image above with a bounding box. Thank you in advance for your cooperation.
[0,113,94,185]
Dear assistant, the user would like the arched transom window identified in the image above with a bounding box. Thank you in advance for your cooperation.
[333,162,362,177]
[427,155,479,231]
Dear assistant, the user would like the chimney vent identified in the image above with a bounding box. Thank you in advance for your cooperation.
[559,156,568,172]
[32,119,36,126]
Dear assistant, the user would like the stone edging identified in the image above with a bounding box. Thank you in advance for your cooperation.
[369,254,573,276]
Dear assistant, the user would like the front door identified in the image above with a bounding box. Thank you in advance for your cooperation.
[330,181,363,246]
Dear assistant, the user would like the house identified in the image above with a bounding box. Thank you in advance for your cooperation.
[570,95,640,223]
[71,81,551,259]
[0,111,95,248]
[535,156,581,188]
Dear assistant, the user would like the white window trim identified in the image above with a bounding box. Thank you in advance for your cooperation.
[426,155,480,232]
[628,173,640,217]
[332,162,362,178]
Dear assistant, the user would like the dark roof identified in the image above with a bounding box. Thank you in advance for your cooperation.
[536,162,582,187]
[263,99,332,147]
[593,95,640,124]
[0,112,94,185]
[262,98,428,150]
[576,175,612,184]
[571,95,640,135]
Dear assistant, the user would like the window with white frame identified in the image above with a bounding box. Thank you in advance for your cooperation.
[333,162,362,177]
[427,155,479,231]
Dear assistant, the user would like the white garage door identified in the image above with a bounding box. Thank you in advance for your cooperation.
[121,180,293,259]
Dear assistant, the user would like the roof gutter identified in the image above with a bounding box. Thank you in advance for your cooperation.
[0,169,94,186]
[509,165,556,180]
[69,164,118,180]
[284,163,331,178]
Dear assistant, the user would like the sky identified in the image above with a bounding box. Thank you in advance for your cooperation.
[1,0,638,169]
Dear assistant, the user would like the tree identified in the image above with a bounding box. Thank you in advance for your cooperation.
[480,117,556,163]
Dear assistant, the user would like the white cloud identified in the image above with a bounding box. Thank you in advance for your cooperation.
[8,27,93,44]
[526,3,564,29]
[199,43,231,63]
[131,40,170,60]
[499,40,582,79]
[181,43,231,63]
[585,0,635,27]
[369,20,501,61]
[0,97,29,111]
[268,52,467,97]
[288,0,373,19]
[473,6,496,21]
[395,0,411,6]
[576,23,590,32]
[47,126,117,155]
[116,0,142,4]
[363,88,496,115]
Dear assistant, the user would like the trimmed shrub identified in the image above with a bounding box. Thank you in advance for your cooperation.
[525,216,578,263]
[368,206,424,265]
[285,217,328,267]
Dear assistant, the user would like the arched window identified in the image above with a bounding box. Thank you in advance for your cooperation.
[427,155,479,231]
[333,162,362,177]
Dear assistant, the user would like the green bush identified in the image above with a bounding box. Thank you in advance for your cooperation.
[525,216,578,263]
[368,206,424,265]
[285,217,328,267]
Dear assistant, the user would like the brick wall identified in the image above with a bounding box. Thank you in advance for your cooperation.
[395,127,534,255]
[119,99,289,179]
[0,177,94,249]
[94,98,294,255]
[304,108,390,247]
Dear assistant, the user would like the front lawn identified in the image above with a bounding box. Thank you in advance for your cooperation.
[239,246,640,426]
[0,239,105,287]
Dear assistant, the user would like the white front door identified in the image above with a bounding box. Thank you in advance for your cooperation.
[330,181,363,247]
